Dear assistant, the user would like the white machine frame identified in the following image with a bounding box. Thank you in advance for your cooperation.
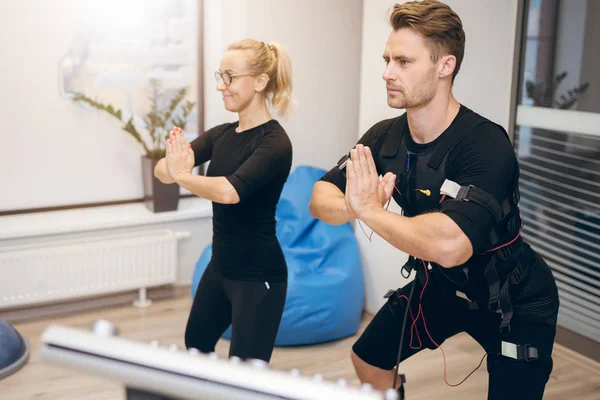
[40,322,399,400]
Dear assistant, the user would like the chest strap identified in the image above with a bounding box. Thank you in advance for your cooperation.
[427,112,489,169]
[381,114,408,157]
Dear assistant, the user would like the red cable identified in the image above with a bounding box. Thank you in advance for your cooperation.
[417,260,487,387]
[486,207,525,253]
[486,232,521,252]
[357,190,394,242]
[358,220,374,241]
[397,294,423,349]
[356,184,520,387]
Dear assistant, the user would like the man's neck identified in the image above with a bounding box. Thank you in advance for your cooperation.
[406,93,461,144]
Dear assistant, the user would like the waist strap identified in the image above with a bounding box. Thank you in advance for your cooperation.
[457,244,525,336]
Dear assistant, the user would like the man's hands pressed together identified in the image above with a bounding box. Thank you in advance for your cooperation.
[345,144,396,221]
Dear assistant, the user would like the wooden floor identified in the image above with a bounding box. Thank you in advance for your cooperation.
[2,295,600,399]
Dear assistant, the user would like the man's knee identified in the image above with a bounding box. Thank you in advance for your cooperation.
[350,350,362,370]
[351,350,387,381]
[351,350,371,380]
[487,353,552,400]
[351,349,403,393]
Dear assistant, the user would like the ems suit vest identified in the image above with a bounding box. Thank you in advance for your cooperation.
[351,110,524,335]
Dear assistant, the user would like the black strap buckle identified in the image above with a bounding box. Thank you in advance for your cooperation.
[484,255,515,336]
[400,256,417,279]
[337,153,350,177]
[510,263,524,285]
[456,185,472,201]
[484,258,501,311]
[523,345,539,361]
[499,319,511,336]
[457,290,479,310]
[498,281,513,336]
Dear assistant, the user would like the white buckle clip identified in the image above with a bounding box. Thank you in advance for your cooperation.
[440,179,461,199]
[501,341,518,359]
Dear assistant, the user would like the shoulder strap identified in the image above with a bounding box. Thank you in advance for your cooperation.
[427,111,489,169]
[381,113,408,157]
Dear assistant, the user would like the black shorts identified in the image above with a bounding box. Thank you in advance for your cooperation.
[352,269,557,400]
[184,261,287,362]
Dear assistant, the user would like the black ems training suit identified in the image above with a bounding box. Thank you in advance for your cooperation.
[320,105,559,400]
[185,119,292,363]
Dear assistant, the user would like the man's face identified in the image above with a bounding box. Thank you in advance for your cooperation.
[382,27,440,110]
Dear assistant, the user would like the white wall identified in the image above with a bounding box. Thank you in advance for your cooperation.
[0,0,200,213]
[357,0,519,313]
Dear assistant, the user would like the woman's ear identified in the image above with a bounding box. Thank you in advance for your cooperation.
[255,73,270,92]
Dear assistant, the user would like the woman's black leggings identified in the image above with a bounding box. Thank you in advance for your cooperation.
[184,261,287,362]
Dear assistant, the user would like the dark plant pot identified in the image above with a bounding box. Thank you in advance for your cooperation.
[141,156,180,213]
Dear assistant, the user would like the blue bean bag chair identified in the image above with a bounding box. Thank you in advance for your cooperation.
[191,165,364,346]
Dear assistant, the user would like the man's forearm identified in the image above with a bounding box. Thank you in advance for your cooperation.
[309,182,355,225]
[175,172,239,204]
[360,209,473,268]
[309,197,354,225]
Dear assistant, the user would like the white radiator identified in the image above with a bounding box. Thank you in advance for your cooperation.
[0,230,186,310]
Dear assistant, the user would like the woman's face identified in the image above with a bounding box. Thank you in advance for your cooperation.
[216,50,260,113]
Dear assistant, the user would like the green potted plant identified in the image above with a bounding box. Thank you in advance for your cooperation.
[71,81,196,213]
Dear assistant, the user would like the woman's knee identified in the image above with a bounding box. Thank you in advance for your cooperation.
[184,323,213,353]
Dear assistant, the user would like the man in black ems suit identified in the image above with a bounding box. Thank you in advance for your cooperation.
[308,1,559,399]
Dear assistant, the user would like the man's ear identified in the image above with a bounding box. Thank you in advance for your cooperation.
[439,55,456,79]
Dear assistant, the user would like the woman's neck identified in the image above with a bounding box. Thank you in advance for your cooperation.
[237,98,272,132]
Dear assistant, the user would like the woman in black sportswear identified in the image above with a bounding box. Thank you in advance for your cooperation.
[154,39,294,363]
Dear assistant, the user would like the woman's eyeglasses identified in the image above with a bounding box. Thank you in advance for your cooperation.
[214,70,256,86]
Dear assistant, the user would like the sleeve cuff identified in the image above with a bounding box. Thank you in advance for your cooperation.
[443,209,487,253]
[226,174,247,201]
[319,167,346,192]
